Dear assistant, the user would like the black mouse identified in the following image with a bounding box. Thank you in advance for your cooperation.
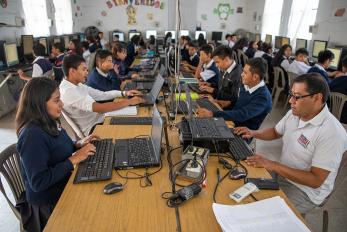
[103,182,123,194]
[229,168,247,180]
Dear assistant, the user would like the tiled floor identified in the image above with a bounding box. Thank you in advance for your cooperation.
[0,106,346,232]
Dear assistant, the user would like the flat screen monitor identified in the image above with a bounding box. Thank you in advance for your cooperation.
[146,30,157,39]
[265,34,272,44]
[79,33,86,42]
[179,30,189,36]
[249,33,255,41]
[281,37,290,46]
[274,36,282,49]
[53,37,61,44]
[255,34,261,42]
[246,32,250,38]
[211,31,223,41]
[296,38,307,49]
[165,31,176,39]
[195,31,206,40]
[129,32,141,41]
[72,34,78,40]
[4,43,19,67]
[327,48,342,70]
[112,32,125,42]
[63,36,70,49]
[312,40,327,58]
[22,35,34,55]
[39,37,48,54]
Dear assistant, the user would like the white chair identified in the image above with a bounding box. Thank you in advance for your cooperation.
[283,72,298,112]
[88,52,96,72]
[61,110,85,140]
[329,92,347,122]
[272,67,287,108]
[237,49,248,68]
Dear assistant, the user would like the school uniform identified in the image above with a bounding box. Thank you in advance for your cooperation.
[54,53,65,67]
[125,42,137,67]
[86,67,122,91]
[329,74,347,124]
[187,53,199,67]
[32,56,53,78]
[307,63,331,84]
[200,60,220,86]
[288,60,311,75]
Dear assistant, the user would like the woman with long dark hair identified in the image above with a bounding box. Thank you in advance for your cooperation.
[16,78,97,232]
[272,44,292,70]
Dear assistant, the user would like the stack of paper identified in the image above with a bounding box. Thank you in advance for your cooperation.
[104,106,137,117]
[212,196,310,232]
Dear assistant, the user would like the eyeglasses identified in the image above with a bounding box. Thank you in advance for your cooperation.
[288,91,317,101]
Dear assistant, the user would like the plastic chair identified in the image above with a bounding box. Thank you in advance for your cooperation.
[0,143,25,231]
[272,67,287,108]
[283,72,298,112]
[88,52,96,72]
[329,92,347,122]
[237,49,248,68]
[61,109,85,139]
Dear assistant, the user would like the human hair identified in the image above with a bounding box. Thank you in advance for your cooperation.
[131,35,140,45]
[95,49,112,67]
[53,42,64,53]
[342,55,347,69]
[62,54,86,77]
[187,42,198,49]
[98,31,103,35]
[212,45,233,60]
[246,57,267,80]
[15,78,59,136]
[164,32,172,44]
[273,44,292,66]
[112,42,127,59]
[262,42,272,54]
[232,37,249,51]
[292,73,330,103]
[197,33,206,47]
[149,35,156,45]
[318,50,335,64]
[87,36,96,43]
[200,44,213,55]
[81,41,89,50]
[70,39,83,55]
[33,43,46,56]
[295,48,309,57]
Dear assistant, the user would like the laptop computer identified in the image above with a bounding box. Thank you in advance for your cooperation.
[139,74,164,106]
[140,60,160,76]
[185,85,234,140]
[114,105,163,169]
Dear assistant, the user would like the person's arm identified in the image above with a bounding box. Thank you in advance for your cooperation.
[17,69,32,81]
[194,60,204,79]
[86,85,122,101]
[92,96,143,113]
[234,127,282,140]
[281,59,290,71]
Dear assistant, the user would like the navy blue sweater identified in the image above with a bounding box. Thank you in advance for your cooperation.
[125,42,137,67]
[17,125,74,205]
[86,68,122,91]
[188,54,200,67]
[307,66,331,84]
[214,85,272,130]
[204,61,220,86]
[329,75,347,124]
[35,58,53,74]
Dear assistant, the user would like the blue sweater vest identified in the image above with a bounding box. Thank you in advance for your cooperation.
[86,68,122,91]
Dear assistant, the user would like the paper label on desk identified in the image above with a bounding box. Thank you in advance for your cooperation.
[212,196,310,232]
[104,106,137,117]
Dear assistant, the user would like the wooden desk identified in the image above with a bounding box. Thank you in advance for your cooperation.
[45,96,306,232]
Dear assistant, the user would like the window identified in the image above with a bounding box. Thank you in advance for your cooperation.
[53,0,73,35]
[261,0,284,41]
[22,0,50,37]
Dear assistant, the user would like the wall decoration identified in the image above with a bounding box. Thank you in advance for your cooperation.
[0,0,7,8]
[126,5,137,25]
[236,7,243,13]
[213,3,233,20]
[220,23,226,29]
[201,14,207,21]
[154,0,160,8]
[334,8,345,17]
[101,10,107,16]
[76,5,80,11]
[160,2,164,9]
[147,13,153,20]
[106,1,113,9]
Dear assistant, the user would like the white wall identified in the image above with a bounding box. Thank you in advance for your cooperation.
[0,0,25,43]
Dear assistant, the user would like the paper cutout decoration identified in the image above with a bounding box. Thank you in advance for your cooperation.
[335,8,345,17]
[101,10,107,16]
[76,5,80,11]
[106,1,113,9]
[154,0,160,8]
[201,14,207,21]
[147,13,154,20]
[0,0,7,8]
[237,7,243,13]
[126,5,137,25]
[213,3,233,20]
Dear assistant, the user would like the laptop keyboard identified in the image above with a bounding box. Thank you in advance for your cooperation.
[191,118,220,138]
[128,138,156,165]
[188,83,206,94]
[74,139,114,184]
[228,132,254,161]
[196,98,220,113]
[110,117,152,125]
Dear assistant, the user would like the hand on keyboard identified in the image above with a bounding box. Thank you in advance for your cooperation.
[199,85,214,94]
[76,134,101,148]
[197,107,213,118]
[126,89,143,97]
[233,127,255,139]
[214,99,231,109]
[69,143,96,165]
[128,96,145,105]
[244,154,277,171]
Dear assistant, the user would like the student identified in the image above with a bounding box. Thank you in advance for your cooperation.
[254,41,265,58]
[194,44,220,86]
[125,35,140,67]
[245,40,258,58]
[329,56,347,124]
[307,50,340,84]
[60,55,143,136]
[232,37,249,67]
[86,50,122,91]
[197,33,207,47]
[223,34,231,46]
[18,43,53,81]
[97,31,108,49]
[51,42,65,67]
[229,34,237,48]
[198,57,272,130]
[147,35,156,51]
[179,36,190,62]
[199,45,242,109]
[235,73,347,214]
[288,48,311,75]
[87,36,102,53]
[112,42,139,79]
[164,32,172,48]
[181,42,199,73]
[81,41,91,66]
[272,44,292,71]
[16,78,97,232]
[68,39,83,56]
[261,43,274,89]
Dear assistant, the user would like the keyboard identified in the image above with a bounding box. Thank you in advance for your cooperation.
[228,133,254,161]
[196,98,220,113]
[182,72,194,79]
[73,139,114,184]
[110,117,166,125]
[190,118,220,138]
[128,138,156,166]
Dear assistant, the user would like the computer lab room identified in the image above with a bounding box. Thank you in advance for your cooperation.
[0,0,347,231]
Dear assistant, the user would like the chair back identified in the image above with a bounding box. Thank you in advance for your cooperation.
[273,67,286,93]
[88,52,96,72]
[61,109,85,139]
[329,92,347,121]
[287,71,298,89]
[237,49,248,67]
[53,66,64,85]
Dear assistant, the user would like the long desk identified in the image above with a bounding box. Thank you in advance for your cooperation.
[45,92,307,232]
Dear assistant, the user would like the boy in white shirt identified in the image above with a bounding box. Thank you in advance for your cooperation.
[288,48,311,75]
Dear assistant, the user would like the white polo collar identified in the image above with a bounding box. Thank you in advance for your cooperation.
[298,105,329,128]
[96,67,108,78]
[190,53,197,60]
[32,56,44,64]
[314,63,327,72]
[203,59,214,69]
[244,80,265,94]
[225,61,236,74]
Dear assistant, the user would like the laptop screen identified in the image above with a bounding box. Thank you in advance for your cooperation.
[185,85,193,120]
[149,74,164,102]
[151,105,163,158]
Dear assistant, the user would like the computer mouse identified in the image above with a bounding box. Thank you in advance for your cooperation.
[103,182,123,194]
[229,168,247,180]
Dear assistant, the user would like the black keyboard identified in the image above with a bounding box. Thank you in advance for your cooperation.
[128,138,156,165]
[191,118,220,138]
[188,83,207,94]
[110,117,166,125]
[73,139,114,184]
[228,133,254,161]
[196,98,220,113]
[182,72,194,79]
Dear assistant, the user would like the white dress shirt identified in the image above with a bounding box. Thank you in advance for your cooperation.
[288,60,311,75]
[32,56,45,78]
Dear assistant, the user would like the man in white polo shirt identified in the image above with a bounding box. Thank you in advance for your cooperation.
[234,73,347,214]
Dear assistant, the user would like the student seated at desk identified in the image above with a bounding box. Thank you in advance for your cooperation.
[261,43,274,90]
[125,35,141,67]
[179,35,190,62]
[194,44,220,86]
[198,57,272,130]
[16,78,98,232]
[272,44,292,71]
[307,50,340,84]
[197,33,207,47]
[51,42,65,67]
[232,37,249,67]
[87,36,102,53]
[60,55,143,136]
[199,45,242,109]
[235,73,347,214]
[86,50,122,91]
[181,42,200,73]
[18,43,53,81]
[245,40,258,58]
[81,41,91,65]
[288,48,311,75]
[68,39,83,56]
[223,34,237,48]
[97,31,109,50]
[112,42,139,80]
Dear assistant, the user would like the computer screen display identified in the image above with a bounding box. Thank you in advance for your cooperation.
[72,34,78,40]
[129,32,141,41]
[53,37,61,44]
[265,34,272,44]
[255,34,261,42]
[281,37,290,46]
[312,40,327,58]
[249,33,255,41]
[39,37,48,52]
[63,36,70,49]
[165,31,176,39]
[4,43,19,67]
[22,35,34,55]
[274,36,282,49]
[179,30,189,36]
[296,38,307,49]
[151,105,163,158]
[146,30,157,39]
[79,34,86,42]
[211,31,223,41]
[327,48,342,70]
[112,32,125,42]
[195,31,206,40]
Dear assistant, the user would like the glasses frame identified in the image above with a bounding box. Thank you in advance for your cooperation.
[288,91,318,101]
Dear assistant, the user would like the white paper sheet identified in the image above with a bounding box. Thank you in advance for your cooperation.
[104,106,137,117]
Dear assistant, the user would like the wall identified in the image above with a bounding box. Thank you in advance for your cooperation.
[0,0,25,43]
